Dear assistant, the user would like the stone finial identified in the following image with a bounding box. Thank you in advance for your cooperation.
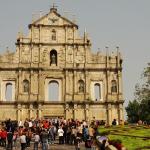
[50,3,58,12]
[116,46,119,51]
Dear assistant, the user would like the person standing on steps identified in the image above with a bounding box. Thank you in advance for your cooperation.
[20,132,26,150]
[58,126,64,144]
[40,129,49,150]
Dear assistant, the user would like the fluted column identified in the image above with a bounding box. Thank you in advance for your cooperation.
[38,104,42,119]
[107,104,112,125]
[73,104,77,119]
[65,104,69,119]
[119,103,124,123]
[17,104,22,121]
[29,104,33,119]
[85,104,89,122]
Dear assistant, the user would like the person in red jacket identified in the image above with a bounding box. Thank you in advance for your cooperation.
[43,120,49,129]
[1,128,7,147]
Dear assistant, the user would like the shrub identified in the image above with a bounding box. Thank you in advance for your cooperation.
[99,131,110,136]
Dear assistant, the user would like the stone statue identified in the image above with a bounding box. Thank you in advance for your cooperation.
[51,54,56,64]
[24,81,29,93]
[111,81,117,93]
[79,82,84,93]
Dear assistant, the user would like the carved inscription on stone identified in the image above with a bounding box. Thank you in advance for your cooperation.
[42,50,47,63]
[21,46,31,63]
[68,29,73,39]
[67,46,73,63]
[33,48,39,63]
[75,52,84,63]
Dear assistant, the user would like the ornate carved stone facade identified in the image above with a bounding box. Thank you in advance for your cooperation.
[0,7,124,124]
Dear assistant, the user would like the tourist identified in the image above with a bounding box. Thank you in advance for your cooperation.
[48,124,56,144]
[1,128,7,147]
[62,123,68,144]
[34,132,40,150]
[89,125,95,140]
[7,131,13,150]
[20,132,26,150]
[40,129,49,150]
[83,125,89,142]
[26,128,32,147]
[66,126,71,144]
[74,136,81,150]
[85,137,92,150]
[58,126,64,144]
[112,119,117,125]
[13,130,18,149]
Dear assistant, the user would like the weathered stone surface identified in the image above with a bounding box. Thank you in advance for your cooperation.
[0,6,124,124]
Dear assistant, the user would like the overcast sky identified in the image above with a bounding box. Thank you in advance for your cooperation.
[0,0,150,107]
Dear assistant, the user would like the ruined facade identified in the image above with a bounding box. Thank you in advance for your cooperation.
[0,7,124,124]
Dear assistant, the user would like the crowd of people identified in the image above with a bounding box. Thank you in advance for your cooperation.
[0,117,101,150]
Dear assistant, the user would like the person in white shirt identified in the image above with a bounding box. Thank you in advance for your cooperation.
[29,120,33,128]
[58,126,64,144]
[34,132,40,150]
[20,132,26,150]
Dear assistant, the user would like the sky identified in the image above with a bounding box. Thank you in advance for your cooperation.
[0,0,150,107]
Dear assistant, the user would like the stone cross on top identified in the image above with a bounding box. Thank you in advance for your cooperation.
[50,3,58,12]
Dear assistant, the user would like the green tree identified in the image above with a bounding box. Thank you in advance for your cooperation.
[126,63,150,124]
[126,100,140,123]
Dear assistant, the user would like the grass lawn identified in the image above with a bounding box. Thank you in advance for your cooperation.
[98,125,150,150]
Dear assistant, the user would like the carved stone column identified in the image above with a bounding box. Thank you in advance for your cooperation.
[85,71,89,99]
[38,104,42,119]
[29,104,33,119]
[74,71,77,95]
[65,70,69,94]
[118,103,124,123]
[107,104,112,125]
[118,71,123,100]
[65,104,70,119]
[18,70,22,95]
[85,104,89,122]
[17,104,22,121]
[73,104,77,119]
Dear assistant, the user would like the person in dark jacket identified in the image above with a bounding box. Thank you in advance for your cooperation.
[7,131,13,150]
[40,129,49,150]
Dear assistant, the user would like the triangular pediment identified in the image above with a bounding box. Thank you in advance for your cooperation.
[31,8,78,28]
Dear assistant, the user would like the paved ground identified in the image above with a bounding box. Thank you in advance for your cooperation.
[0,140,90,150]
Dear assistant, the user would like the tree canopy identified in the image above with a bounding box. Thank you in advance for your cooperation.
[126,63,150,124]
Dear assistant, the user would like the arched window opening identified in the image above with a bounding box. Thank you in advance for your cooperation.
[94,83,101,101]
[50,50,57,66]
[48,81,59,101]
[78,80,84,93]
[23,79,29,93]
[5,83,13,101]
[52,29,56,41]
[111,80,117,93]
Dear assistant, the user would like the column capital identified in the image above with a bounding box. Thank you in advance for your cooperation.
[29,104,33,109]
[17,104,22,109]
[85,104,89,110]
[107,103,112,109]
[74,104,77,110]
[65,104,69,110]
[119,103,123,109]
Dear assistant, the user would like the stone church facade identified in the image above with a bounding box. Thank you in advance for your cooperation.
[0,7,124,124]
